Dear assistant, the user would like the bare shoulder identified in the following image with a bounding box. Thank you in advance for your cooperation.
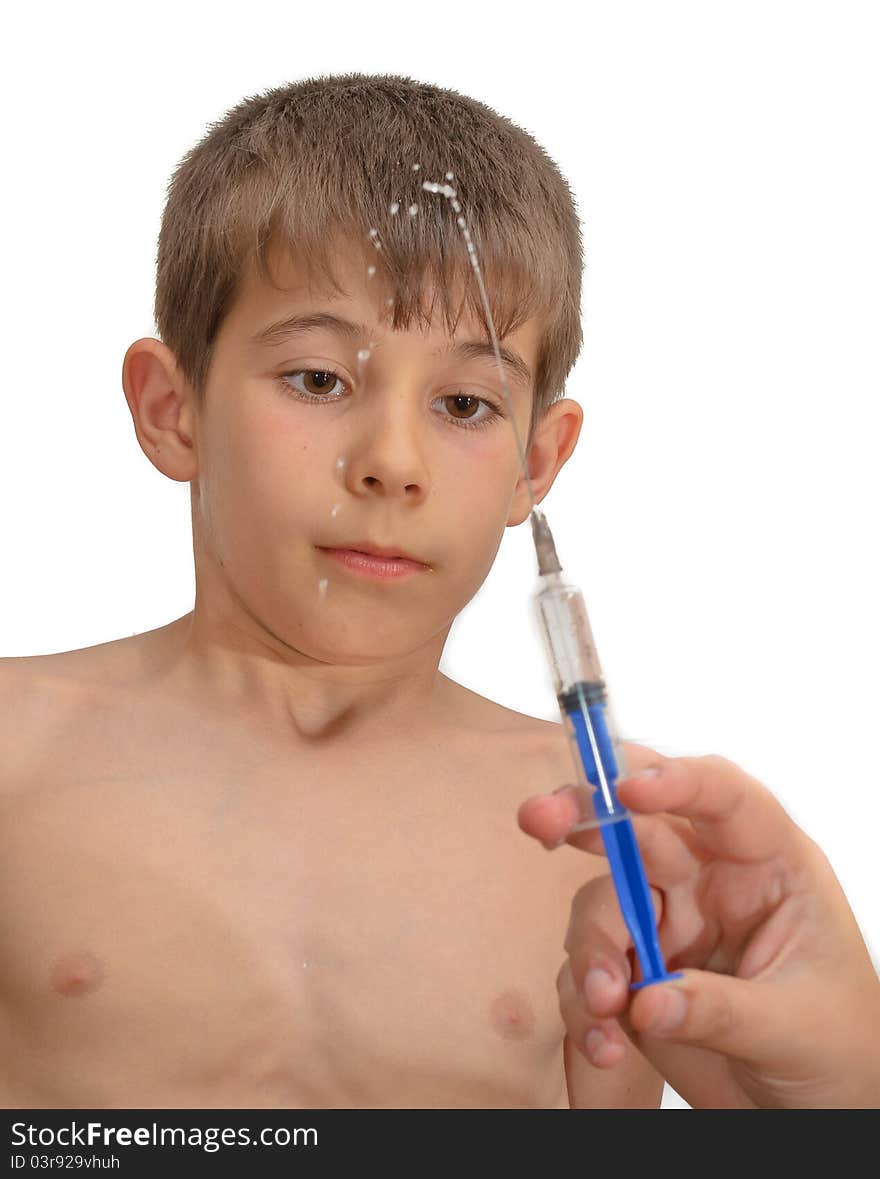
[0,653,84,795]
[450,686,662,888]
[0,634,145,797]
[444,680,658,789]
[0,656,47,795]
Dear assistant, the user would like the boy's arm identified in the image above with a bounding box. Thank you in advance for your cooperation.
[564,1030,664,1108]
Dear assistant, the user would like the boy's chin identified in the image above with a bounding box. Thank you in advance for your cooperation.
[291,619,432,666]
[305,645,426,669]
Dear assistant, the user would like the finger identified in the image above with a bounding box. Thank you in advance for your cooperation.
[565,873,670,1017]
[520,784,703,887]
[517,788,585,849]
[628,968,797,1063]
[558,959,629,1069]
[625,1033,757,1109]
[516,784,658,856]
[517,737,663,848]
[616,754,800,861]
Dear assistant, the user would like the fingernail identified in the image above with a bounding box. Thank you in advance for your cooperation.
[584,1028,606,1060]
[633,767,661,780]
[648,987,687,1034]
[541,836,567,850]
[583,967,615,1005]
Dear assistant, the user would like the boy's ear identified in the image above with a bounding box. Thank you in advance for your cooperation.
[507,398,583,527]
[121,337,198,481]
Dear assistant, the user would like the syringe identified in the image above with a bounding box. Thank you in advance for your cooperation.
[530,508,681,990]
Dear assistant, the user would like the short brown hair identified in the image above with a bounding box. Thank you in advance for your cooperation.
[154,73,584,447]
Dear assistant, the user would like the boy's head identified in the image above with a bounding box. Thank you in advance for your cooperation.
[149,72,584,447]
[123,74,584,668]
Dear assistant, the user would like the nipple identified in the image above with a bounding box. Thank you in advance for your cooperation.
[489,989,536,1041]
[49,950,104,998]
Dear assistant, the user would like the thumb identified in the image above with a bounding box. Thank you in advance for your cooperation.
[628,970,790,1063]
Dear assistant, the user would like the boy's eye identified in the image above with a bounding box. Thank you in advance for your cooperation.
[275,369,504,431]
[437,393,502,430]
[300,370,345,397]
[445,394,483,422]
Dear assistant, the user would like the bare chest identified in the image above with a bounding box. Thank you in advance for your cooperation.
[0,702,571,1108]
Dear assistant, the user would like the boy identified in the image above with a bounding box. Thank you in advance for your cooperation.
[0,74,664,1108]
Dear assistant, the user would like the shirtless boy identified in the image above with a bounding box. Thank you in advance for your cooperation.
[0,74,665,1108]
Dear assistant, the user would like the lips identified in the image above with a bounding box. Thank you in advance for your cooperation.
[326,541,424,564]
[318,546,428,580]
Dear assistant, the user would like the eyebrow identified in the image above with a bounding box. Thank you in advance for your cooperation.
[250,311,533,389]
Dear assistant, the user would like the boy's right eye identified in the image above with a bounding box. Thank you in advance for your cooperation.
[276,369,348,400]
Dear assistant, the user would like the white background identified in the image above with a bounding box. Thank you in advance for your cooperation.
[2,1,877,1110]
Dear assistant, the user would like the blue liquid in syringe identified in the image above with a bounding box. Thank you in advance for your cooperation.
[557,680,625,823]
[557,679,673,987]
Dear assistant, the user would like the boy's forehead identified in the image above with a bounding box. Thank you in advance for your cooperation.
[231,238,543,368]
[248,239,399,326]
[265,234,379,292]
[242,239,440,330]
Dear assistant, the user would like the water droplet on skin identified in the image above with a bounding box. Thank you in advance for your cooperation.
[368,227,378,237]
[357,348,371,362]
[390,201,399,215]
[446,171,454,180]
[412,163,420,171]
[302,960,310,968]
[385,297,394,307]
[317,579,328,599]
[335,456,346,471]
[367,265,376,277]
[330,504,341,518]
[408,204,419,216]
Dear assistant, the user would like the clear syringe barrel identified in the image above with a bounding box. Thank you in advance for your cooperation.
[533,572,631,830]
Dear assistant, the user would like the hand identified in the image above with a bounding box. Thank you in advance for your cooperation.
[518,747,880,1108]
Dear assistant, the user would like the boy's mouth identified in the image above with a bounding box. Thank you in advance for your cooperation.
[317,545,430,580]
[320,540,425,563]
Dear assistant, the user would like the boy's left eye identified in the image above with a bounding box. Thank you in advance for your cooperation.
[274,369,504,431]
[441,392,499,428]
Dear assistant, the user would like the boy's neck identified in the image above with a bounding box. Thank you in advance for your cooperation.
[146,610,460,747]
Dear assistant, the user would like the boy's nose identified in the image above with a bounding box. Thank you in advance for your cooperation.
[339,394,432,501]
